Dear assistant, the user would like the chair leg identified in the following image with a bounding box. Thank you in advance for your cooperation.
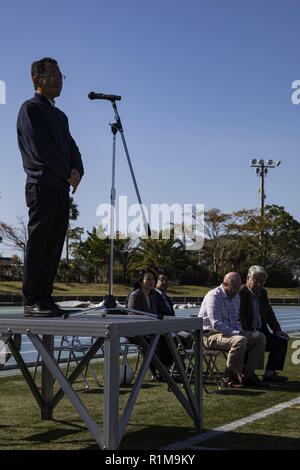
[73,337,102,388]
[133,348,141,377]
[71,351,90,390]
[121,343,142,380]
[202,350,229,394]
[33,353,40,381]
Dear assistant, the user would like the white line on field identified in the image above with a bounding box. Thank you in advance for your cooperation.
[162,395,300,450]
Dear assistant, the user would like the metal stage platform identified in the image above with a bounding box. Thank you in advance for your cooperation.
[0,310,203,450]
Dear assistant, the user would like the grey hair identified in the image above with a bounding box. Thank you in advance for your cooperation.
[247,265,268,279]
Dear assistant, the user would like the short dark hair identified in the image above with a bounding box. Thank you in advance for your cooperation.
[31,57,58,89]
[157,270,169,279]
[31,57,58,77]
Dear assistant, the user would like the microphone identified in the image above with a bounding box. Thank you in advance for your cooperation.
[88,91,121,101]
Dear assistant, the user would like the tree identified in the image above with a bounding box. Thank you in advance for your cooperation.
[66,197,80,265]
[10,255,23,281]
[136,228,187,282]
[75,226,110,283]
[0,217,27,263]
[113,235,138,283]
[195,208,235,283]
[60,226,85,282]
[229,205,300,272]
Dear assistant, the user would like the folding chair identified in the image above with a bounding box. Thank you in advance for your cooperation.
[169,334,226,393]
[120,341,142,379]
[169,336,194,381]
[203,347,226,393]
[34,335,102,389]
[61,336,102,388]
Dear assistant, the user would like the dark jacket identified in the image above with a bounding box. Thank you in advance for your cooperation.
[155,289,175,316]
[126,288,174,317]
[126,288,159,314]
[17,93,84,191]
[239,285,281,335]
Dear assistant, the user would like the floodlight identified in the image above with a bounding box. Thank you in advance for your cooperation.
[250,156,281,217]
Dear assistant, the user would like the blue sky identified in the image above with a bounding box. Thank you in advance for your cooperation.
[0,0,300,246]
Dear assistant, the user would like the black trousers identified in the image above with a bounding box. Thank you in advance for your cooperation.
[129,335,174,371]
[265,331,288,371]
[23,183,69,305]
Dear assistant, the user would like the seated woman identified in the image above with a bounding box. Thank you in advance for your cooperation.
[126,267,173,381]
[127,268,158,313]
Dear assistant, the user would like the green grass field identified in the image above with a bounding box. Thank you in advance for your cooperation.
[0,281,300,298]
[0,340,299,450]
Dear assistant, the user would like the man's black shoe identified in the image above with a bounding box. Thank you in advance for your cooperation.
[44,298,72,318]
[263,372,288,383]
[45,297,66,314]
[24,302,64,317]
[243,374,270,388]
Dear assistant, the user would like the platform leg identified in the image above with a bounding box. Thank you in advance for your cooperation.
[103,327,120,450]
[41,335,54,420]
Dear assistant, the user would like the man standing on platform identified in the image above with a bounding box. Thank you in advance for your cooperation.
[17,57,84,317]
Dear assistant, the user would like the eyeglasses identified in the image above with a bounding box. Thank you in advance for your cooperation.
[39,73,66,80]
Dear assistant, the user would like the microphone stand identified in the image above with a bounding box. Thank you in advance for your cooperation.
[107,101,151,296]
[62,94,162,321]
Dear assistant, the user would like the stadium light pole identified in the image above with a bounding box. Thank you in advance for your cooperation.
[249,159,281,217]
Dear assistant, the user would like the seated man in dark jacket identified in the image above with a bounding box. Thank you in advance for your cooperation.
[155,271,194,349]
[239,265,289,382]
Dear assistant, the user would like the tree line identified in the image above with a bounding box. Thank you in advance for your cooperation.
[1,201,300,287]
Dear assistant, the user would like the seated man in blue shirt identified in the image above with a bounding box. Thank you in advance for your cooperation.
[199,272,267,387]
